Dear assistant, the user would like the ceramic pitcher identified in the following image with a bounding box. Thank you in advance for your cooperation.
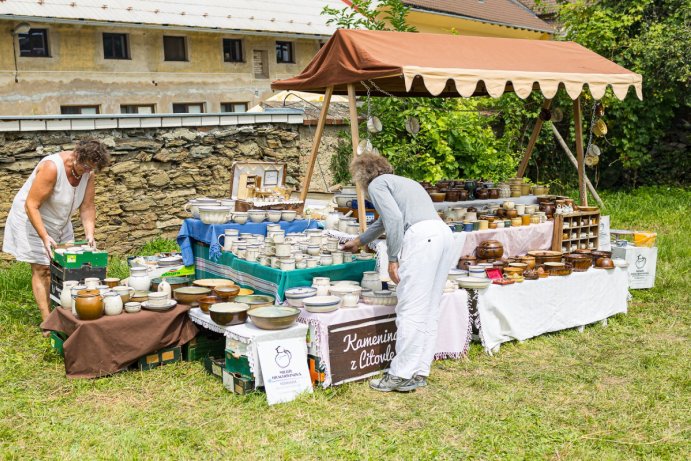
[60,280,79,309]
[128,267,151,292]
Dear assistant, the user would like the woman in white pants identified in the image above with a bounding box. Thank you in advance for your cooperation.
[343,154,456,392]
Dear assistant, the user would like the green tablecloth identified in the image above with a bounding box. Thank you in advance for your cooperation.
[193,242,376,301]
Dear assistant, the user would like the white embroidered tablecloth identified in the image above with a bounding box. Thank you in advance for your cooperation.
[475,267,629,352]
[188,307,308,387]
[297,289,471,387]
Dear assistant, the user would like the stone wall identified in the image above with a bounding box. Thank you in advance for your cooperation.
[0,123,342,258]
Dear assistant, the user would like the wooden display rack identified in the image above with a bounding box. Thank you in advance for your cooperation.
[551,210,600,253]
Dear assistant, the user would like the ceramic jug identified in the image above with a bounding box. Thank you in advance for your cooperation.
[361,271,382,292]
[60,280,79,309]
[157,279,171,297]
[128,267,151,292]
[103,291,124,316]
[70,284,87,316]
[325,212,341,231]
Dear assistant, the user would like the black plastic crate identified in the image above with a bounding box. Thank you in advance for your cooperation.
[49,260,107,309]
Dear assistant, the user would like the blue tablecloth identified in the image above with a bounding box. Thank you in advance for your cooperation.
[177,219,320,265]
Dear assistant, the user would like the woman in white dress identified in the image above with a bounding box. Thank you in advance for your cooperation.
[3,139,110,321]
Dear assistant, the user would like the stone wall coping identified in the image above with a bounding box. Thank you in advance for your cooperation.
[0,110,305,133]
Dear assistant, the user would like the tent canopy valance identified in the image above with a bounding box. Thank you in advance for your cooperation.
[272,29,642,101]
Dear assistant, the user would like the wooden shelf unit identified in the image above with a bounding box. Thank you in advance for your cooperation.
[551,210,600,253]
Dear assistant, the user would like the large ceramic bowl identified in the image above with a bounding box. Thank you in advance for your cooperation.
[456,277,492,289]
[266,210,282,223]
[232,212,249,225]
[198,206,232,225]
[302,295,342,313]
[248,210,266,223]
[328,284,362,301]
[361,290,398,306]
[193,278,236,290]
[213,285,240,300]
[281,210,297,222]
[248,306,300,330]
[209,302,249,326]
[198,295,221,313]
[151,276,190,292]
[173,286,211,306]
[185,198,221,219]
[233,295,275,310]
[284,286,318,308]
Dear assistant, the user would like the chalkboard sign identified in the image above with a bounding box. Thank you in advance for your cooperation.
[327,313,397,385]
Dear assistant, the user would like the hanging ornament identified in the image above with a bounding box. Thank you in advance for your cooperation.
[550,107,564,122]
[357,139,374,155]
[593,118,608,137]
[585,154,599,167]
[405,116,420,135]
[366,116,382,133]
[595,102,605,117]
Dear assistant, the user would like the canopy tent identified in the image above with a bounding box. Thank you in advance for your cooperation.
[271,29,643,229]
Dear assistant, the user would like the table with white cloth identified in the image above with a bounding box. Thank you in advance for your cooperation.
[327,221,554,281]
[471,267,629,353]
[297,289,471,387]
[188,307,308,388]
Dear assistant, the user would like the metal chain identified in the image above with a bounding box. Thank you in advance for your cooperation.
[585,101,597,157]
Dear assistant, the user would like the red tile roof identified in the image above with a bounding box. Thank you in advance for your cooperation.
[403,0,554,33]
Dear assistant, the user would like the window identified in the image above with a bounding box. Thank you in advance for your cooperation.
[60,105,100,115]
[19,29,50,57]
[276,41,294,63]
[163,36,187,61]
[120,104,155,114]
[223,39,244,62]
[103,33,130,59]
[253,50,269,79]
[221,102,248,113]
[172,103,204,114]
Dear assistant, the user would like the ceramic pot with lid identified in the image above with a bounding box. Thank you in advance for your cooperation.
[457,254,478,271]
[75,289,104,320]
[475,240,504,260]
[361,271,382,292]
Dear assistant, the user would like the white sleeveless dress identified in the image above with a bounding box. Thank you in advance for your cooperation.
[3,153,91,265]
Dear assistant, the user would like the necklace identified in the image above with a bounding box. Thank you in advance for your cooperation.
[70,164,82,180]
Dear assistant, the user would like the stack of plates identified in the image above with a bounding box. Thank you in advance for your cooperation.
[158,255,183,267]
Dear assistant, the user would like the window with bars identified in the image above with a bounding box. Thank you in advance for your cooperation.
[19,29,50,57]
[223,39,244,62]
[103,33,130,59]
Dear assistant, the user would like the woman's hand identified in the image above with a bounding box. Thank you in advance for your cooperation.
[42,235,57,259]
[388,261,400,285]
[342,237,361,253]
[86,235,96,249]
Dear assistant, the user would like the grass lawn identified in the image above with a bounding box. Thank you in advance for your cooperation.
[1,186,689,459]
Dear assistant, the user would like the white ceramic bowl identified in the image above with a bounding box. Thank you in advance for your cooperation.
[248,210,266,223]
[329,284,362,302]
[266,211,282,223]
[302,295,342,313]
[284,286,318,308]
[232,212,248,224]
[124,302,141,313]
[198,206,231,225]
[185,199,221,219]
[457,277,492,289]
[361,290,397,306]
[281,210,297,222]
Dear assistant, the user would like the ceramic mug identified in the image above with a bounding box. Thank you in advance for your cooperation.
[478,220,489,230]
[521,215,531,225]
[463,222,474,232]
[84,277,100,289]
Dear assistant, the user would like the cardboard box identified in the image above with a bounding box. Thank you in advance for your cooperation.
[49,331,68,357]
[137,345,182,371]
[612,245,658,289]
[225,349,252,379]
[222,369,256,395]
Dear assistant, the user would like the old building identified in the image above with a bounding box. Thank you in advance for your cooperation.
[0,1,348,116]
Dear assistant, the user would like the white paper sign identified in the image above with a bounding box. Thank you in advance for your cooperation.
[256,337,312,405]
[598,215,612,251]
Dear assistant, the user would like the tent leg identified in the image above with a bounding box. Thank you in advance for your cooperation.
[517,99,552,178]
[573,97,588,206]
[551,124,605,209]
[347,84,367,233]
[299,86,334,205]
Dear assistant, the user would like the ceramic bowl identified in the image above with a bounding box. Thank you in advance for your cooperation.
[193,278,236,290]
[429,192,446,202]
[130,290,150,303]
[237,288,255,296]
[124,302,142,313]
[613,258,629,268]
[302,295,342,313]
[233,295,275,310]
[198,295,221,313]
[150,276,190,292]
[209,302,249,326]
[185,199,221,219]
[198,206,232,225]
[361,290,398,306]
[248,210,266,223]
[147,291,170,307]
[284,286,318,308]
[281,210,297,222]
[248,306,300,330]
[213,285,240,300]
[335,194,357,208]
[173,286,212,305]
[266,210,282,223]
[328,284,362,301]
[232,212,249,224]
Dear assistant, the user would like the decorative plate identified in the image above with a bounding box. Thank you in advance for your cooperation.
[141,299,178,311]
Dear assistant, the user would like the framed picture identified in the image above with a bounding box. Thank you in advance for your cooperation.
[264,169,279,186]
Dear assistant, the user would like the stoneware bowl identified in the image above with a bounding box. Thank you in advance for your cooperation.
[173,286,212,306]
[232,212,249,224]
[248,210,266,223]
[213,285,240,301]
[198,295,221,313]
[209,302,250,326]
[198,206,232,225]
[281,210,297,222]
[193,278,236,290]
[232,295,275,310]
[284,286,318,308]
[248,306,300,330]
[302,295,342,313]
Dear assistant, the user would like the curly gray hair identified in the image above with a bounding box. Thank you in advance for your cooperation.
[350,153,394,187]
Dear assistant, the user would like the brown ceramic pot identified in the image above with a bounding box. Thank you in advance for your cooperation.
[527,250,563,266]
[516,255,536,270]
[506,209,518,218]
[475,240,504,260]
[445,190,461,202]
[489,188,500,199]
[75,289,104,320]
[458,189,469,200]
[457,254,478,271]
[591,251,612,266]
[565,253,592,271]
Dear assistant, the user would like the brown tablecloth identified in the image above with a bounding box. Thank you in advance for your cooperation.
[41,304,198,378]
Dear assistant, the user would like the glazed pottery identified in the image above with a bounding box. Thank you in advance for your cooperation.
[213,285,240,300]
[128,267,151,292]
[209,302,249,326]
[233,295,275,310]
[595,257,615,269]
[458,254,477,271]
[247,210,266,223]
[303,295,342,313]
[185,198,221,219]
[565,253,592,271]
[361,272,382,292]
[528,250,563,266]
[198,206,232,225]
[475,240,504,260]
[266,210,282,223]
[198,295,220,313]
[75,289,104,320]
[60,281,79,309]
[147,291,170,308]
[248,306,300,330]
[103,278,120,288]
[284,286,318,308]
[325,212,341,230]
[516,255,536,270]
[84,277,100,289]
[173,286,212,306]
[232,212,249,224]
[103,291,124,316]
[124,302,141,313]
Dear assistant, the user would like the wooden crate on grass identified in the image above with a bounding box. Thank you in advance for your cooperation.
[225,349,252,379]
[222,370,256,395]
[203,356,226,380]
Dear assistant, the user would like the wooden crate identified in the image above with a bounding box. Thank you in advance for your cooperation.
[551,211,600,253]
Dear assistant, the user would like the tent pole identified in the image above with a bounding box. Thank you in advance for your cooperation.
[573,97,588,206]
[517,98,552,178]
[551,124,604,209]
[347,84,367,233]
[299,86,334,205]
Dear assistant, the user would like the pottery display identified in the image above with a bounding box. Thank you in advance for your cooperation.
[248,210,266,223]
[103,291,124,316]
[173,286,212,306]
[361,290,398,306]
[284,286,318,308]
[198,295,220,313]
[232,295,275,310]
[60,280,79,309]
[185,198,221,219]
[595,257,615,269]
[128,267,151,292]
[232,212,249,224]
[248,306,300,330]
[266,210,282,223]
[103,278,120,288]
[213,285,240,300]
[303,295,342,313]
[528,250,563,266]
[565,253,592,271]
[457,254,478,271]
[361,271,382,292]
[198,206,232,225]
[329,284,362,306]
[193,278,236,290]
[75,289,104,320]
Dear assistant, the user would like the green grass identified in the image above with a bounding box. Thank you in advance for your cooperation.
[1,186,689,459]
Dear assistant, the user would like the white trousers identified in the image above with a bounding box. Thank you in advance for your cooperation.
[389,220,456,379]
